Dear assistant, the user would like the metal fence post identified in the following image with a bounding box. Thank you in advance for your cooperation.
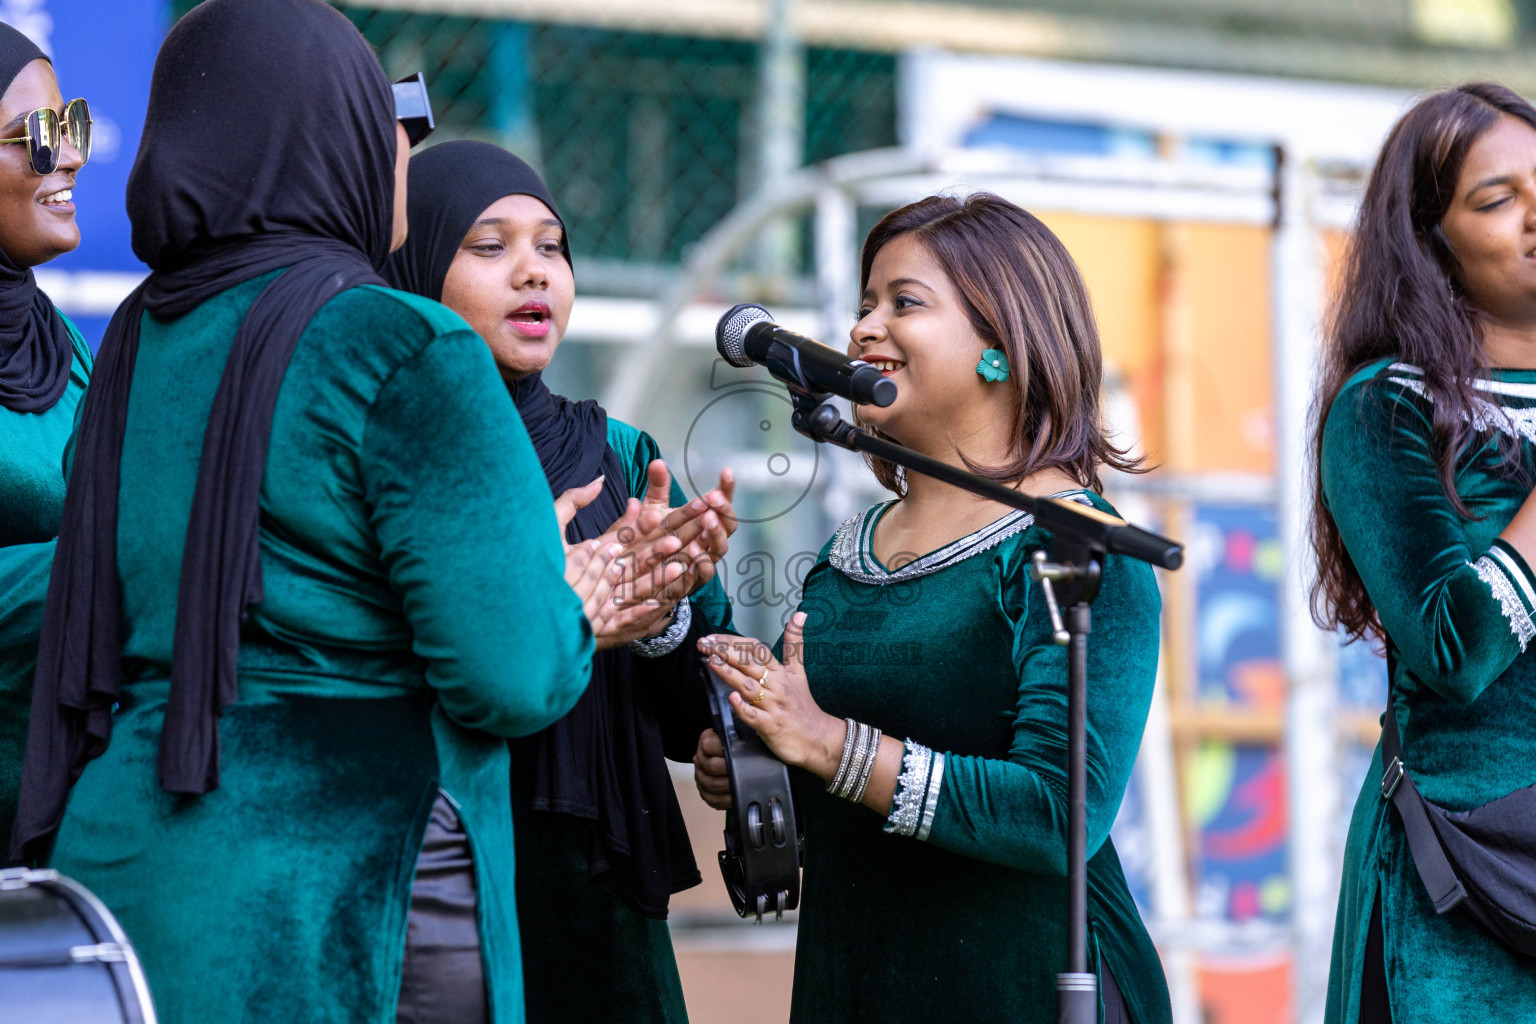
[1272,143,1341,1024]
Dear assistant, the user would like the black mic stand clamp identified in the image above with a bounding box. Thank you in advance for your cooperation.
[789,389,855,442]
[787,392,1177,1024]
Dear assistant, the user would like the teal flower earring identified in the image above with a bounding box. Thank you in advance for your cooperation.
[977,348,1010,383]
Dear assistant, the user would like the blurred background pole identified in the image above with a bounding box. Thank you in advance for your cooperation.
[490,22,541,166]
[755,0,804,294]
[753,0,806,571]
[1272,143,1340,1024]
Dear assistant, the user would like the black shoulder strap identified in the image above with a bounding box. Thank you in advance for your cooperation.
[1381,647,1467,914]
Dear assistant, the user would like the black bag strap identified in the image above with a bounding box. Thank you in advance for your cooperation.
[1381,647,1467,914]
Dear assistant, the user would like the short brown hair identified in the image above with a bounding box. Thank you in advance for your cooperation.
[856,192,1142,494]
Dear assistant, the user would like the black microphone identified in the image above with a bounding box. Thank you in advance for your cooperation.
[715,303,897,408]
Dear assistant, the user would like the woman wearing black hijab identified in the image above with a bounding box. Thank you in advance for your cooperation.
[0,19,91,857]
[386,140,738,1023]
[11,3,606,1022]
[0,20,91,547]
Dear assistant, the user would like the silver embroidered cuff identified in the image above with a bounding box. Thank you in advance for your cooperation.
[916,752,945,841]
[629,598,692,658]
[884,740,935,837]
[1471,554,1536,652]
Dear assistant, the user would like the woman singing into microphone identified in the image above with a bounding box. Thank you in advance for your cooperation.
[694,193,1170,1023]
[1316,83,1536,1023]
[0,20,92,846]
[386,139,737,1024]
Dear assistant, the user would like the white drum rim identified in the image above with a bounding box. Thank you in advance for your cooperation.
[3,868,159,1024]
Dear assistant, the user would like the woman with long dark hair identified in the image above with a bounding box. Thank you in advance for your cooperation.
[1314,82,1536,1022]
[385,139,737,1024]
[10,2,616,1021]
[694,193,1170,1023]
[0,19,91,846]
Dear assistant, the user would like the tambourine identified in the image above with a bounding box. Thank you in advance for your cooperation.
[703,661,801,923]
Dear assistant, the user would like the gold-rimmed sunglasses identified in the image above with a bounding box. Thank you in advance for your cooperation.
[0,98,92,175]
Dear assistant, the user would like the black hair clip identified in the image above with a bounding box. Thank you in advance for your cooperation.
[392,72,435,147]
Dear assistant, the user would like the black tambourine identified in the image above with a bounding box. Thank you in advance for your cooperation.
[703,659,801,922]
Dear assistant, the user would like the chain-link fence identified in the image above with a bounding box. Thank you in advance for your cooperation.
[345,8,894,284]
[168,2,896,283]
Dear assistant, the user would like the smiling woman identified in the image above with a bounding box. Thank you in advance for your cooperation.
[0,22,90,545]
[0,19,91,860]
[1313,82,1536,1024]
[692,194,1169,1024]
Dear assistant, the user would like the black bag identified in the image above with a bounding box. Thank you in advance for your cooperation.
[1381,667,1536,956]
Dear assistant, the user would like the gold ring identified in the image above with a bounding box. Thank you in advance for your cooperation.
[749,687,766,705]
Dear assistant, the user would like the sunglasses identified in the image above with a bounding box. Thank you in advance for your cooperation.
[393,72,435,147]
[0,97,91,175]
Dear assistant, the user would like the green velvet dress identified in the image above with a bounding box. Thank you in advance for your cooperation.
[46,273,595,1024]
[0,312,91,851]
[0,538,52,854]
[0,313,92,546]
[512,417,733,1024]
[788,492,1171,1024]
[1322,360,1536,1024]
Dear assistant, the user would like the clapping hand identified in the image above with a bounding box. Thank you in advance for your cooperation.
[552,462,738,648]
[554,476,626,637]
[622,460,737,603]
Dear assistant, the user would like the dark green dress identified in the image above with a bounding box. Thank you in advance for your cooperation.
[0,313,92,546]
[0,312,90,849]
[0,538,52,852]
[47,274,594,1024]
[512,417,733,1024]
[789,493,1171,1024]
[1322,360,1536,1024]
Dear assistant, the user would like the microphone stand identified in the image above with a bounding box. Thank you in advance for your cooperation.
[788,393,1182,1024]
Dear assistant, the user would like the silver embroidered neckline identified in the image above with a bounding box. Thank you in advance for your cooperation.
[828,490,1089,585]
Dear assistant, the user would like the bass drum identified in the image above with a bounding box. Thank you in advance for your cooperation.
[0,867,157,1023]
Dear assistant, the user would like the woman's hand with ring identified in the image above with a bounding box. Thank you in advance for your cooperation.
[698,612,844,776]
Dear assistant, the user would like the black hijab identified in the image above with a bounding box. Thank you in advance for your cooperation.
[13,0,397,862]
[385,142,615,530]
[0,24,72,414]
[384,141,701,917]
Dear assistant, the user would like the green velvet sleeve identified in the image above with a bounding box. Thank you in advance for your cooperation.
[360,333,594,737]
[605,416,734,633]
[920,543,1161,873]
[0,540,55,845]
[57,314,91,480]
[1321,366,1536,703]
